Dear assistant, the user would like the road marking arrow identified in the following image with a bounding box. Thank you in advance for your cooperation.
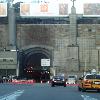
[0,90,24,100]
[81,95,98,100]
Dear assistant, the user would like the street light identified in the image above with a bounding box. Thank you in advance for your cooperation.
[6,66,8,77]
[97,49,99,72]
[71,0,76,7]
[96,46,100,73]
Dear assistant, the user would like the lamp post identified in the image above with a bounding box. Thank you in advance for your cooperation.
[71,0,76,7]
[96,47,100,73]
[96,49,99,73]
[6,66,8,77]
[16,49,19,77]
[97,50,99,72]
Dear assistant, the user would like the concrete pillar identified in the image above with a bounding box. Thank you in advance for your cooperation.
[8,1,16,48]
[67,46,79,71]
[67,1,79,71]
[8,0,17,76]
[69,6,77,45]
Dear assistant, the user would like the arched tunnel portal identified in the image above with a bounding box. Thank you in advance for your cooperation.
[19,47,53,82]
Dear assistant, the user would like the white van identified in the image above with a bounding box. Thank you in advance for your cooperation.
[66,75,77,84]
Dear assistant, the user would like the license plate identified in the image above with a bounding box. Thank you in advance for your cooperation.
[94,82,100,84]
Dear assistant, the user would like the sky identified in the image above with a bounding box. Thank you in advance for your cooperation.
[0,0,99,15]
[13,0,100,3]
[12,0,100,14]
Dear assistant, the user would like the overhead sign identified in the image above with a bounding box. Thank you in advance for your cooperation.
[41,59,50,66]
[83,3,100,17]
[20,2,68,17]
[0,3,7,17]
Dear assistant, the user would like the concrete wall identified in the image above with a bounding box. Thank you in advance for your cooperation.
[0,23,100,74]
[0,51,17,69]
[0,25,8,50]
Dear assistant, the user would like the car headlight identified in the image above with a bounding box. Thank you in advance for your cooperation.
[62,79,65,81]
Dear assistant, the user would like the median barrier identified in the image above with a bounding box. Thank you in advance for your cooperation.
[11,79,36,84]
[66,83,79,86]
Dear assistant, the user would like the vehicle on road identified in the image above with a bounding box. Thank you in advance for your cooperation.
[66,75,77,84]
[78,74,100,92]
[51,75,66,87]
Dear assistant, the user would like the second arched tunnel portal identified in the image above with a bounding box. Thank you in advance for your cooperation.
[18,47,53,82]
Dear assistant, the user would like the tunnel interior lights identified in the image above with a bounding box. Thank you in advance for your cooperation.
[27,71,33,73]
[10,49,18,51]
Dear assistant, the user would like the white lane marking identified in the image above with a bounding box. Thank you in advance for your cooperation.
[0,90,24,100]
[81,95,98,100]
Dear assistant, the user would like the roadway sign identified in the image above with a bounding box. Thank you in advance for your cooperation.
[0,3,7,17]
[41,59,50,66]
[20,2,68,17]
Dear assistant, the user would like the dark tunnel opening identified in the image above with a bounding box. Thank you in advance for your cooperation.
[22,52,50,82]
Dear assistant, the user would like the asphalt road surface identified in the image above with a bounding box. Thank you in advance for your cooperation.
[0,83,100,100]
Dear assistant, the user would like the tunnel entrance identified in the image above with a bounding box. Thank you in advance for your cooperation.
[24,53,50,82]
[19,47,52,82]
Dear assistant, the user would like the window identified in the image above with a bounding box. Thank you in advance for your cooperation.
[86,75,100,79]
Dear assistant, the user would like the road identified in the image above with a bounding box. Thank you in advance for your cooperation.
[0,83,100,100]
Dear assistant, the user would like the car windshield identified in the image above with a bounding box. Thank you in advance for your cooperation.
[86,75,100,79]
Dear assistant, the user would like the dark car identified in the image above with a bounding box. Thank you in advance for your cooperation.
[51,76,66,87]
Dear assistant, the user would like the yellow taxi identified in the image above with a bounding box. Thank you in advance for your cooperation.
[78,74,100,92]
